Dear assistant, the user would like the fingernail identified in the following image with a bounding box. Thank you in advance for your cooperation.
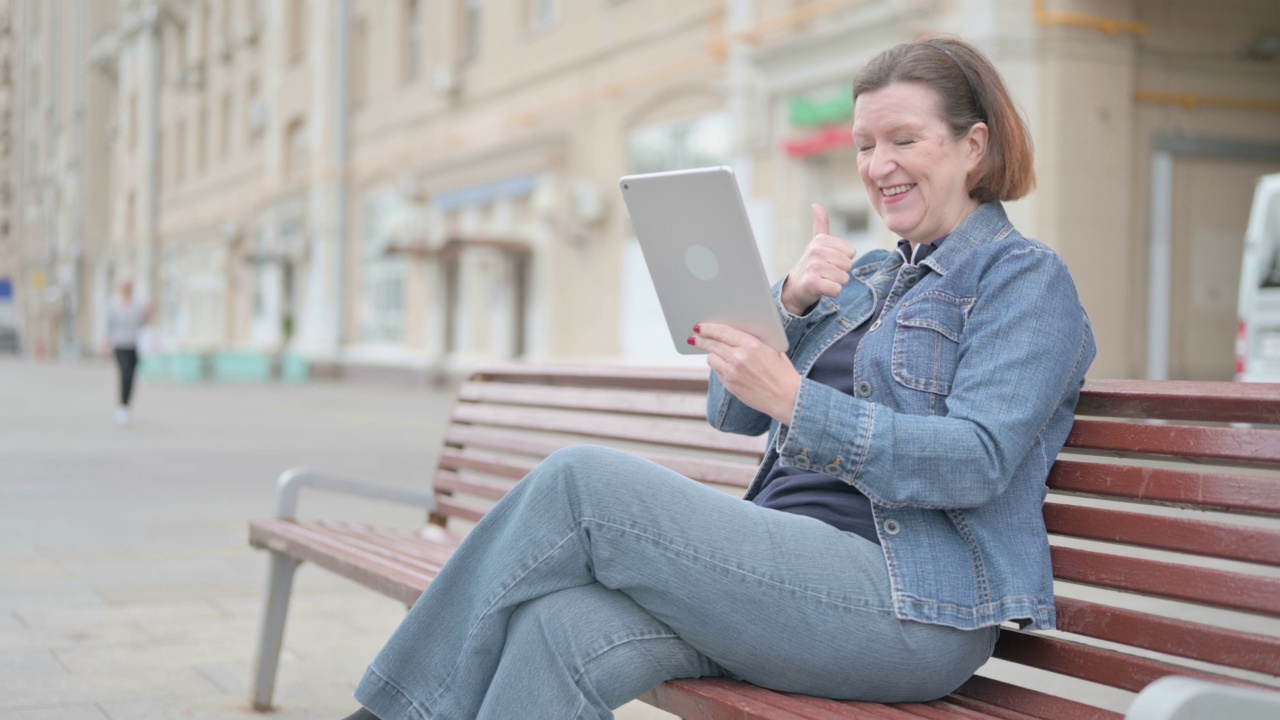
[693,324,701,333]
[686,336,696,346]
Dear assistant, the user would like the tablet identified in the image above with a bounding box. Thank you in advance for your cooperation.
[620,166,788,355]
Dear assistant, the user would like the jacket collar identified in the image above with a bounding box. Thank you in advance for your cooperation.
[918,201,1014,277]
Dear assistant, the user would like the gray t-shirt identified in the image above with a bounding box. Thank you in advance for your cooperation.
[107,300,148,349]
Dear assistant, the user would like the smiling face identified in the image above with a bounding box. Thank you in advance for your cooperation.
[853,81,987,245]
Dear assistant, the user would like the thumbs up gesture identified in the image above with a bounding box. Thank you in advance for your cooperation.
[780,204,858,316]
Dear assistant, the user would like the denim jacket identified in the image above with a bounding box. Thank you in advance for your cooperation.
[708,202,1096,631]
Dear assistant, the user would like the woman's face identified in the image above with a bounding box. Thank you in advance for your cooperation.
[852,81,987,245]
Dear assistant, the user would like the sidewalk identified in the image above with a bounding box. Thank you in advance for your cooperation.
[0,358,672,719]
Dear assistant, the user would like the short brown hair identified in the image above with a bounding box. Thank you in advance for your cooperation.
[852,36,1035,203]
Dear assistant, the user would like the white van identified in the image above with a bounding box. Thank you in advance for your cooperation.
[1237,173,1280,382]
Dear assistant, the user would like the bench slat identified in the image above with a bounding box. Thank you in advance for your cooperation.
[313,520,462,570]
[1075,379,1280,424]
[475,363,711,392]
[641,678,833,720]
[1043,502,1280,565]
[434,494,490,524]
[1047,460,1280,516]
[458,381,708,419]
[249,520,430,606]
[444,426,759,488]
[439,449,530,481]
[992,631,1242,694]
[952,677,1121,720]
[452,403,766,455]
[1066,419,1280,465]
[434,469,517,502]
[1054,597,1280,675]
[1051,546,1280,617]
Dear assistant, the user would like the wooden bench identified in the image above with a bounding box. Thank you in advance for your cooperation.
[248,364,1280,719]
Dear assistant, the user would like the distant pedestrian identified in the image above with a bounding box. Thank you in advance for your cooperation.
[105,280,152,426]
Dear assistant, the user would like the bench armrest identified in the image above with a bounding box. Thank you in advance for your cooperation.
[274,466,437,519]
[1125,676,1280,720]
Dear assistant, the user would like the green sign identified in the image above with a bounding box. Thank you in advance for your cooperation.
[789,87,854,127]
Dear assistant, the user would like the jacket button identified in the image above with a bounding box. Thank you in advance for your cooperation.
[884,519,901,535]
[906,275,919,286]
[868,320,882,333]
[856,381,872,397]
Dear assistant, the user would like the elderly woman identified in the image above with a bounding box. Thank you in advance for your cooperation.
[344,35,1095,720]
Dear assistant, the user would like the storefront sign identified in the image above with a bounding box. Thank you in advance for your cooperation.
[783,125,853,157]
[789,91,854,127]
[784,85,854,157]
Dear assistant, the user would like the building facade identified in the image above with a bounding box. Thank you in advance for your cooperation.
[9,0,1280,380]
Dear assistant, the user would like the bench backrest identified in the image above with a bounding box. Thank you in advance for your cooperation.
[433,365,1280,718]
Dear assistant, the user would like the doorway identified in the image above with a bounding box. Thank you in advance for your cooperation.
[1147,137,1280,380]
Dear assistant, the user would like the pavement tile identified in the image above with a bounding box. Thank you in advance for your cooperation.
[0,649,68,678]
[0,620,153,652]
[0,705,112,720]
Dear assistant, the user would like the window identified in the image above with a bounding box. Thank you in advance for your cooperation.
[222,0,234,48]
[246,76,260,145]
[128,94,137,151]
[220,92,232,159]
[359,195,413,344]
[284,118,308,182]
[200,1,211,60]
[404,0,423,84]
[176,119,186,183]
[197,105,208,172]
[526,0,557,32]
[351,16,368,108]
[288,0,306,63]
[176,25,187,78]
[458,0,481,62]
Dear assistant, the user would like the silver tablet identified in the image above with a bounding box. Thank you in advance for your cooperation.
[620,166,788,355]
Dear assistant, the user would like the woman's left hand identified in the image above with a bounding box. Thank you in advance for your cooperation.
[693,322,800,425]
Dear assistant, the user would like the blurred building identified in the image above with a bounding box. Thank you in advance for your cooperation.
[7,0,1280,380]
[0,0,15,352]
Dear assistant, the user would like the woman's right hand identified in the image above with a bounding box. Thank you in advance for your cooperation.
[781,204,858,315]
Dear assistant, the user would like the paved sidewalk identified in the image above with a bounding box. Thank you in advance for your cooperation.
[0,358,672,719]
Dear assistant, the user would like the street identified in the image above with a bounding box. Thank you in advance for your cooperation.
[0,358,671,719]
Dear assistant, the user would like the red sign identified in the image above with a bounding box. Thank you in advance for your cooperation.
[783,125,853,157]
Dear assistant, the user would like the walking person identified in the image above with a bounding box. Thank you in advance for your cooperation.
[343,35,1096,720]
[105,280,151,426]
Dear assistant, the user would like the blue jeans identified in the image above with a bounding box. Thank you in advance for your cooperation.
[356,446,999,719]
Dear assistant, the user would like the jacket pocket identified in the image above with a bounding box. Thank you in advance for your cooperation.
[892,292,973,396]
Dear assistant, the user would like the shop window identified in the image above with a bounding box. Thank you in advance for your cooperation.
[526,0,557,33]
[458,0,482,63]
[359,195,418,344]
[404,0,423,84]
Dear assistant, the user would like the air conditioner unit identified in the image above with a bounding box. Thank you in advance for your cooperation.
[247,98,267,134]
[434,64,459,97]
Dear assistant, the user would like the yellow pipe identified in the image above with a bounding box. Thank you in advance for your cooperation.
[732,0,874,45]
[1135,89,1280,114]
[1033,0,1147,37]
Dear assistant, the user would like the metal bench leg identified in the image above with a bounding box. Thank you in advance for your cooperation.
[251,551,301,711]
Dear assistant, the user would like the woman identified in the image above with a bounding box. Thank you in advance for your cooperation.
[344,35,1095,720]
[105,280,152,426]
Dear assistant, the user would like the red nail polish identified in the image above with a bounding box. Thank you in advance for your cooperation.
[693,324,701,333]
[687,336,696,346]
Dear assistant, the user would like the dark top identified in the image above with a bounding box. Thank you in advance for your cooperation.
[753,238,944,543]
